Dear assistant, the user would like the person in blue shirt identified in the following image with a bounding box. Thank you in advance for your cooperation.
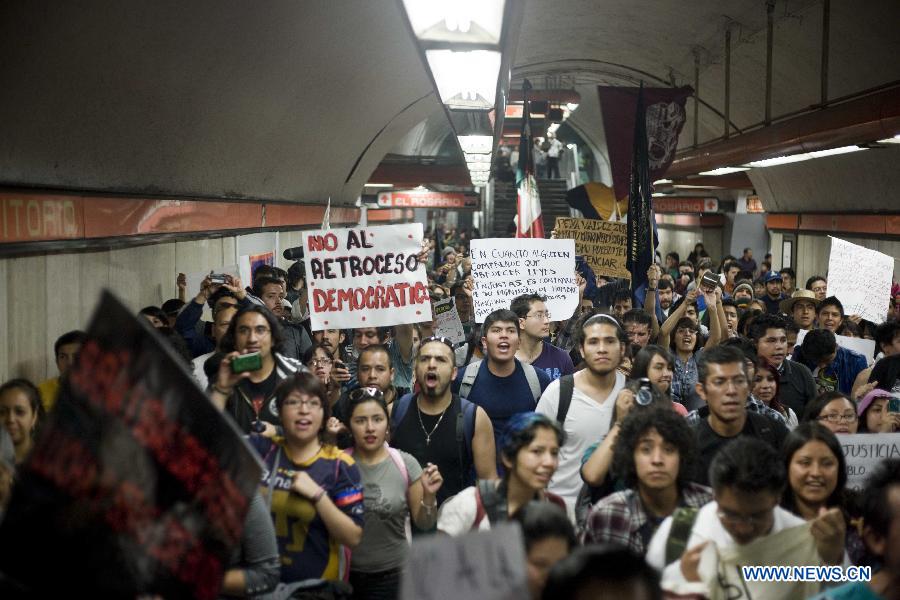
[792,329,867,396]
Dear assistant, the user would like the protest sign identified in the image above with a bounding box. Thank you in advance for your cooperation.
[239,251,275,288]
[434,297,466,343]
[554,217,629,279]
[827,237,894,323]
[795,329,877,366]
[400,523,528,600]
[838,433,900,490]
[0,291,262,599]
[302,223,429,330]
[470,238,578,324]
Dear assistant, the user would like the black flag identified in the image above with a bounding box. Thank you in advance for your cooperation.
[626,83,657,294]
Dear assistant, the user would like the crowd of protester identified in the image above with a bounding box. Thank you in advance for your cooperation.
[2,227,900,600]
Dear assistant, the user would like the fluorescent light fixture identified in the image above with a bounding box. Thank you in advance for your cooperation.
[566,143,576,149]
[547,123,560,134]
[876,135,900,144]
[458,135,493,154]
[566,103,579,112]
[464,152,492,163]
[403,0,505,45]
[697,167,750,176]
[672,184,724,190]
[467,163,491,173]
[426,49,501,110]
[365,183,394,188]
[744,145,866,168]
[653,179,673,185]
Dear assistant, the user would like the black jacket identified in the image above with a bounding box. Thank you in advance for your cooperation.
[778,359,817,416]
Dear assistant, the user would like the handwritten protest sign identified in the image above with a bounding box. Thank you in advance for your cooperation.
[470,238,578,323]
[554,217,629,279]
[434,297,466,343]
[827,237,894,323]
[838,433,900,490]
[302,224,429,330]
[796,329,877,366]
[0,291,262,598]
[401,523,528,600]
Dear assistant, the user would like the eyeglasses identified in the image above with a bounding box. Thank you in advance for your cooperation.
[717,508,772,526]
[236,325,271,337]
[527,311,552,321]
[421,336,455,351]
[282,397,323,410]
[349,387,384,402]
[311,358,333,367]
[817,412,857,424]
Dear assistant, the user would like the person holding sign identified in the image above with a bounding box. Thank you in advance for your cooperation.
[437,412,566,535]
[341,387,443,600]
[511,293,575,383]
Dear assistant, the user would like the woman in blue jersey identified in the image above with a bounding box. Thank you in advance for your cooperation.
[214,362,365,587]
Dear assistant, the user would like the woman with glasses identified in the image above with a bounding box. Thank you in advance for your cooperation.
[222,370,364,589]
[437,412,565,535]
[304,343,341,410]
[801,391,859,435]
[342,387,443,600]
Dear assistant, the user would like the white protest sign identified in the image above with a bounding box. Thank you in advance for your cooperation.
[795,329,877,366]
[433,297,466,343]
[838,433,900,490]
[827,236,894,323]
[302,224,429,330]
[470,238,578,324]
[400,523,528,600]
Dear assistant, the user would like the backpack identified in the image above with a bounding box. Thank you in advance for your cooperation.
[391,393,478,490]
[458,360,542,404]
[471,479,506,530]
[555,374,575,426]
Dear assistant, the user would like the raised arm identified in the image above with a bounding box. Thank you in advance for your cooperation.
[580,389,635,486]
[659,289,696,349]
[703,288,723,349]
[644,265,661,340]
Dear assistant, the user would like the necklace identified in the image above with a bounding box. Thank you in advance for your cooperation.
[417,401,449,446]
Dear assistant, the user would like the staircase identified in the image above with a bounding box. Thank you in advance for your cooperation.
[491,178,571,237]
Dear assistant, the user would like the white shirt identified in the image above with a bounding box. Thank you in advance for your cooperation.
[535,371,626,512]
[646,501,807,595]
[436,487,491,536]
[546,138,563,158]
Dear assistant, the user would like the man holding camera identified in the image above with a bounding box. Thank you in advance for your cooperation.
[175,273,250,357]
[209,305,307,434]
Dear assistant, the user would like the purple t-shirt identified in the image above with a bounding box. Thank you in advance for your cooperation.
[532,341,576,382]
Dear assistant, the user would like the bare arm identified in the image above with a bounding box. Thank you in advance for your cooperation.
[292,472,362,547]
[644,265,661,340]
[408,463,442,530]
[472,406,498,480]
[659,289,696,349]
[580,390,634,486]
[393,323,416,363]
[703,289,722,349]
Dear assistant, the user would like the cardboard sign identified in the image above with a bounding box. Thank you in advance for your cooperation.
[302,223,429,330]
[0,291,262,598]
[838,433,900,491]
[554,217,629,279]
[795,329,877,366]
[400,523,528,600]
[470,238,578,323]
[239,251,275,289]
[827,236,894,323]
[434,297,466,343]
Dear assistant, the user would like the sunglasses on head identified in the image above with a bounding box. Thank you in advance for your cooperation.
[421,336,455,351]
[349,387,384,402]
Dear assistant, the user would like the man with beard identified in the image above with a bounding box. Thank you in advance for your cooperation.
[657,278,676,318]
[536,314,628,512]
[390,337,496,504]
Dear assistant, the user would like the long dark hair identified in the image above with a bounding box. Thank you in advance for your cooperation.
[631,345,674,391]
[219,305,285,355]
[781,422,848,515]
[754,358,786,417]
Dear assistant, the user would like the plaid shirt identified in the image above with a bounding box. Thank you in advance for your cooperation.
[684,395,787,427]
[581,483,713,554]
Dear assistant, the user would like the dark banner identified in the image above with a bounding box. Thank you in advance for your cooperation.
[0,291,262,599]
[597,85,692,199]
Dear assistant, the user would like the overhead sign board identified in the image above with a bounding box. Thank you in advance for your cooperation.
[377,191,479,210]
[652,197,719,214]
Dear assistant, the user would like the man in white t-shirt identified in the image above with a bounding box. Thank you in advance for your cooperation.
[536,314,627,513]
[646,437,846,599]
[191,305,237,388]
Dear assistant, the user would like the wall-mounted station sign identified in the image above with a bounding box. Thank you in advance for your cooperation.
[377,190,480,210]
